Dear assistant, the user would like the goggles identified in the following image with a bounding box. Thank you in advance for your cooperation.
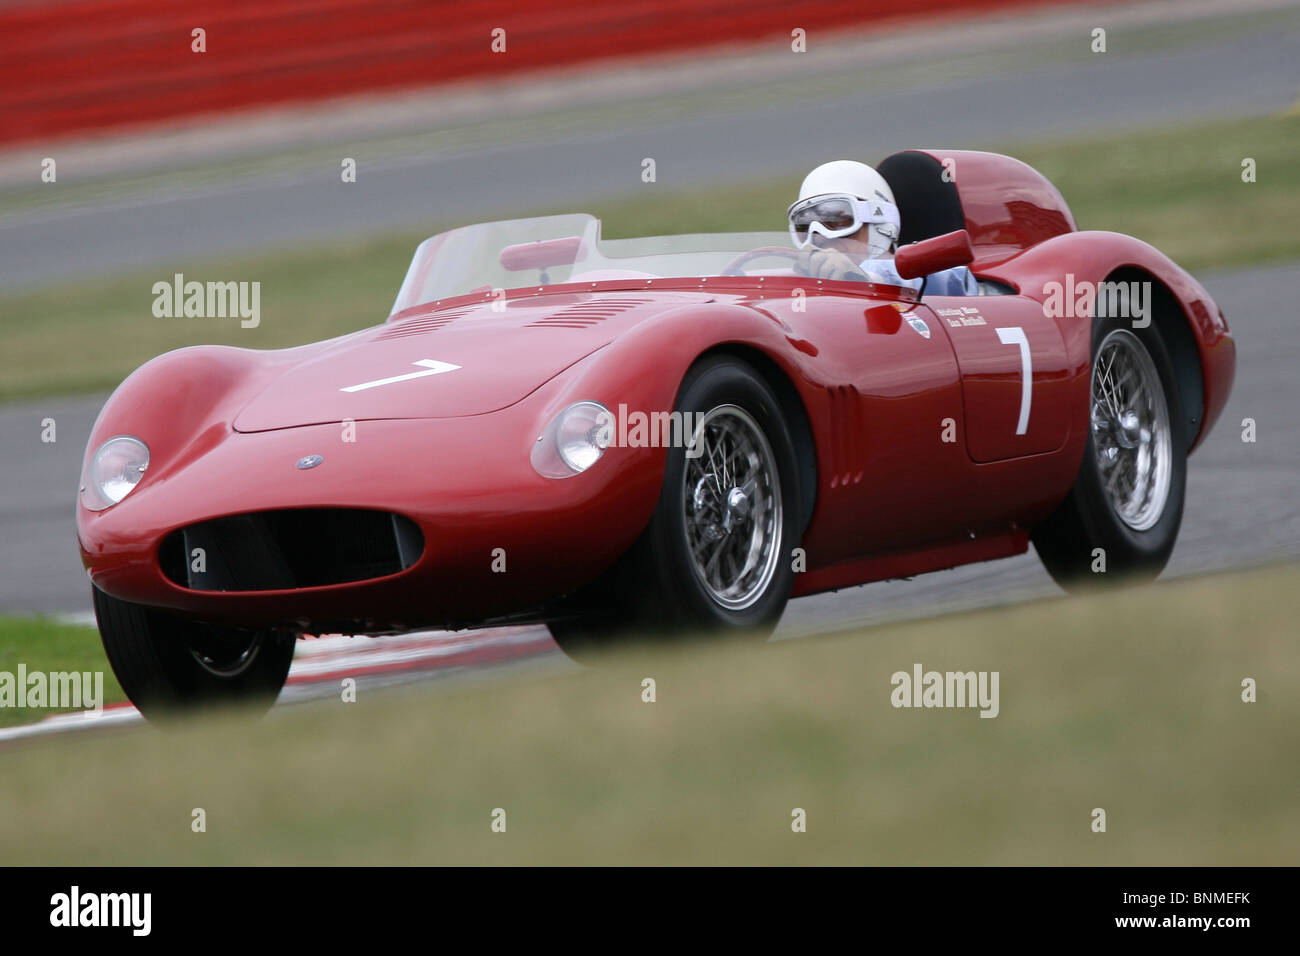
[787,193,900,250]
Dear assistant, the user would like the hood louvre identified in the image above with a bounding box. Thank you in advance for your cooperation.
[378,309,472,338]
[527,297,652,328]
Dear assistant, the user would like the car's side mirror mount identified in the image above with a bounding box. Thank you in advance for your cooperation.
[894,229,974,281]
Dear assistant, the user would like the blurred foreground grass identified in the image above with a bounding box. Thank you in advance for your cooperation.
[0,112,1296,401]
[0,562,1295,865]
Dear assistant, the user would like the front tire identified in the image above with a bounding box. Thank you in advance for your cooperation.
[93,586,297,721]
[549,355,803,659]
[1032,315,1188,590]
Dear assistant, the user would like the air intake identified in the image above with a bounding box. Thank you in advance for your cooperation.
[159,509,424,591]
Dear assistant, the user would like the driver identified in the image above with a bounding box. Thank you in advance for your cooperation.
[788,160,977,295]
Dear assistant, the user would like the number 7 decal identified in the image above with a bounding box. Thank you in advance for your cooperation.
[995,326,1032,435]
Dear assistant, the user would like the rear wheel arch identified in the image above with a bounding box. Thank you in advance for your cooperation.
[1103,267,1204,451]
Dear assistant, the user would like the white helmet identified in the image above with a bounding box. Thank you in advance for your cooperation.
[788,160,900,259]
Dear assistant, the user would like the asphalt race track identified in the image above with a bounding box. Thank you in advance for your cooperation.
[4,262,1296,630]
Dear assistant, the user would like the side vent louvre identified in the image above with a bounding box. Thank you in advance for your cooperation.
[527,297,651,329]
[826,384,865,488]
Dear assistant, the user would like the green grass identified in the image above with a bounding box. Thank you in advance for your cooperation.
[0,617,127,727]
[1,113,1296,400]
[0,562,1295,864]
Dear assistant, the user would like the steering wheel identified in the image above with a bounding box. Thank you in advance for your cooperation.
[721,246,802,276]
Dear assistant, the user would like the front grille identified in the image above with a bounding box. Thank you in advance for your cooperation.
[159,508,424,592]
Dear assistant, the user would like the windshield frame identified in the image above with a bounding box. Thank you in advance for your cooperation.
[389,214,919,318]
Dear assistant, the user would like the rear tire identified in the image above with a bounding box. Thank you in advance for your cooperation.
[549,355,802,661]
[1032,314,1187,590]
[93,586,296,721]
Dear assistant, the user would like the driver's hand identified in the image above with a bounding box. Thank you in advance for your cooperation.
[796,247,868,282]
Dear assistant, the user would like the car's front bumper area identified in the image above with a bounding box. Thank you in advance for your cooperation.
[78,414,662,633]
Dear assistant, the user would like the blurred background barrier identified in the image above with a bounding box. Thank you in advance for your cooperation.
[0,0,1073,144]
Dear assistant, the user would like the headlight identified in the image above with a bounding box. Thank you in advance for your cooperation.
[531,401,612,478]
[80,435,150,511]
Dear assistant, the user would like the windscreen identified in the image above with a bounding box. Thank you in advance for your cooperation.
[390,214,792,314]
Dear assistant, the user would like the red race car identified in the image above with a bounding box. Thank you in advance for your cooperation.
[78,149,1235,716]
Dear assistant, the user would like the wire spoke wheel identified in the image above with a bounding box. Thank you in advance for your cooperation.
[682,404,783,610]
[1089,329,1172,532]
[548,356,799,659]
